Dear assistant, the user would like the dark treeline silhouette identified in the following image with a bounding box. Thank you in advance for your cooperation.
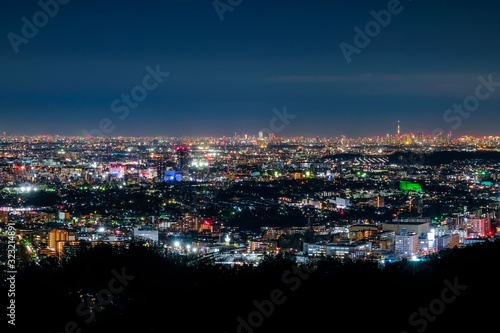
[5,241,500,332]
[321,151,500,166]
[388,150,500,166]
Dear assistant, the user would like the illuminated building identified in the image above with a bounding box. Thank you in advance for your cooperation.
[303,242,371,259]
[178,215,202,232]
[463,214,491,238]
[436,233,460,251]
[164,170,176,181]
[262,228,283,240]
[48,229,69,257]
[0,211,8,223]
[366,230,395,251]
[200,219,214,234]
[326,242,371,259]
[303,243,326,256]
[63,241,88,259]
[395,231,418,257]
[176,146,190,176]
[133,227,159,242]
[143,167,157,179]
[335,197,350,208]
[377,196,384,208]
[349,224,378,241]
[58,211,70,222]
[109,164,125,178]
[399,181,422,191]
[382,219,430,235]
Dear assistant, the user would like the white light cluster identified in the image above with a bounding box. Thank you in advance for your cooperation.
[19,186,37,193]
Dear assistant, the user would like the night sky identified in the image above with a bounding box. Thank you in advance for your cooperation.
[1,0,500,138]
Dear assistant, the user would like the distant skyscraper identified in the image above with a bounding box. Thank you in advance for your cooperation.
[397,120,400,136]
[417,131,423,143]
[259,131,264,140]
[176,146,190,175]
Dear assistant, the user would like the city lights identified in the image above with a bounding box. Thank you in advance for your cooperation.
[2,0,499,331]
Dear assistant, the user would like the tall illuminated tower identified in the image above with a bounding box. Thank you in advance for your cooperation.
[398,120,400,136]
[176,146,190,175]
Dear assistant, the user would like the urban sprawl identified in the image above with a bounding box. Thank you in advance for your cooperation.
[1,131,500,268]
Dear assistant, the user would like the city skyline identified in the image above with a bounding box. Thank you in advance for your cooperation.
[3,1,500,332]
[0,125,494,140]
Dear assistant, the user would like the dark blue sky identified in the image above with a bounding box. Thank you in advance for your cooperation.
[1,0,500,138]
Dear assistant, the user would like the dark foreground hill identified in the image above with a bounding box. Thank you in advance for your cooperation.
[4,241,500,333]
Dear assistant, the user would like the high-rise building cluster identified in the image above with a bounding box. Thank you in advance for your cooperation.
[0,132,499,267]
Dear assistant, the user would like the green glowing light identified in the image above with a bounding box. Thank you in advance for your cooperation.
[400,181,422,191]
